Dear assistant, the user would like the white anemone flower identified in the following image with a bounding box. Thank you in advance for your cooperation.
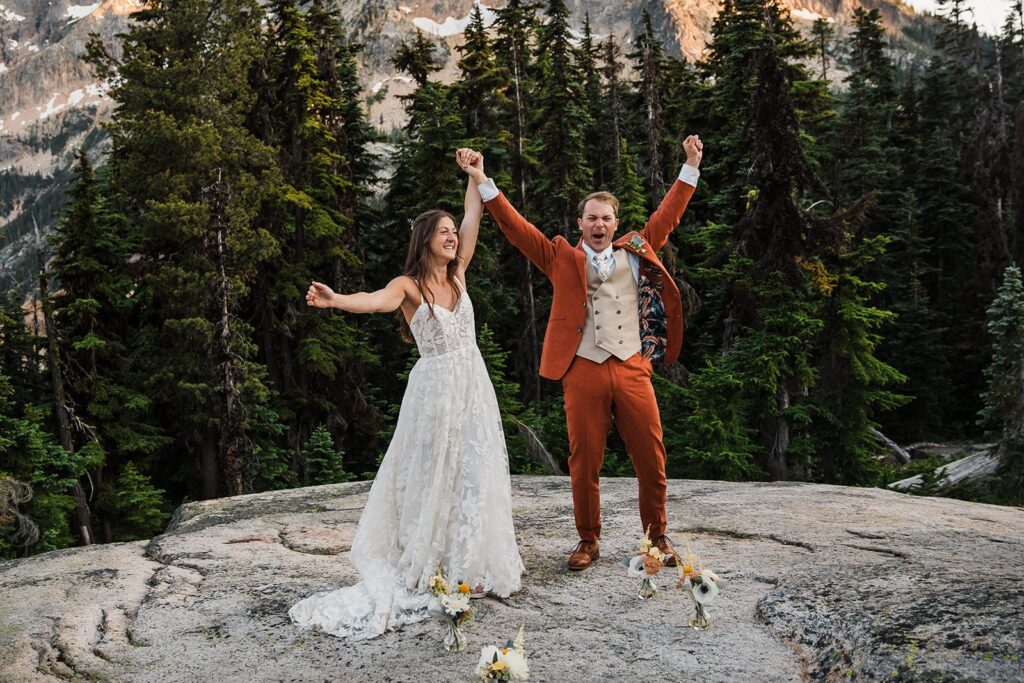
[692,576,720,605]
[627,555,647,578]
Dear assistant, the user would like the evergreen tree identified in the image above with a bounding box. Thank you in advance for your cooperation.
[48,152,170,542]
[253,0,381,479]
[528,0,591,238]
[0,302,80,555]
[491,0,543,401]
[808,228,908,484]
[682,0,901,482]
[825,10,946,442]
[302,424,353,485]
[87,0,285,499]
[450,8,524,365]
[492,0,539,209]
[385,35,463,222]
[95,462,170,541]
[577,13,607,186]
[456,4,504,138]
[979,266,1024,503]
[912,0,991,433]
[810,17,834,80]
[627,10,668,206]
[392,31,441,88]
[1000,1,1024,265]
[599,35,627,189]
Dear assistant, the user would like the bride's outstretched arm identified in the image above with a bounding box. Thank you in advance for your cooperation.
[455,148,483,275]
[306,277,410,313]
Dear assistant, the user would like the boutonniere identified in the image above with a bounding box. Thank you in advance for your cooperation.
[627,235,648,254]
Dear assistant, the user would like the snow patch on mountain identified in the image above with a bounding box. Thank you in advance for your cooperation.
[0,4,25,22]
[790,8,833,23]
[370,75,413,95]
[38,94,65,120]
[410,1,496,36]
[66,2,101,22]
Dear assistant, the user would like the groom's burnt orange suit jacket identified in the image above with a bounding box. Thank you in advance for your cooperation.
[483,179,696,381]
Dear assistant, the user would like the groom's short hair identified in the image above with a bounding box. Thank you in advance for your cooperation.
[578,191,619,218]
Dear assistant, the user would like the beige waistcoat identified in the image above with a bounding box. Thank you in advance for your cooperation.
[576,249,642,363]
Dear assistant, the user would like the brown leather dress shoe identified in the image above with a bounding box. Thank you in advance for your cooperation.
[652,535,679,567]
[567,540,600,571]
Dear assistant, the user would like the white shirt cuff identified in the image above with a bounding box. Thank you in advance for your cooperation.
[477,178,499,202]
[678,164,700,187]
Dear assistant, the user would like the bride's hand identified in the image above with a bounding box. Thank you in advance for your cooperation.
[306,281,336,308]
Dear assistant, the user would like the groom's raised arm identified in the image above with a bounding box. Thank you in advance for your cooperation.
[458,150,557,275]
[641,134,704,252]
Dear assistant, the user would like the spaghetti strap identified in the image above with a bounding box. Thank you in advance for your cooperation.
[411,278,424,306]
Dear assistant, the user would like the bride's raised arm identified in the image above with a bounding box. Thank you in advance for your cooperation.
[455,148,484,277]
[305,276,413,314]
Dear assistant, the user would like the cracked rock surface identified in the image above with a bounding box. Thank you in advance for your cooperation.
[1,477,1022,682]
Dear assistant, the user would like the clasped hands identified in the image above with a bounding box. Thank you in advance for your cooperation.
[456,147,486,183]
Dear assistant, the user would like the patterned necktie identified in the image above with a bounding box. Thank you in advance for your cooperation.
[595,251,613,282]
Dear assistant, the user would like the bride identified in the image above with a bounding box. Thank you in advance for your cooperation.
[289,149,524,640]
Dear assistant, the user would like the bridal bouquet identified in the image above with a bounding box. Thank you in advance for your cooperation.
[675,542,721,630]
[428,567,475,652]
[475,625,529,681]
[626,527,667,599]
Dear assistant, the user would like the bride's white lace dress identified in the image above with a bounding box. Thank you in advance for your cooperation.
[289,282,524,640]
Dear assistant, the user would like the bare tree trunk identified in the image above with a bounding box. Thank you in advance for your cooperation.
[765,384,790,481]
[210,169,248,497]
[37,234,94,545]
[641,41,664,208]
[201,429,218,499]
[510,47,540,402]
[1013,103,1024,265]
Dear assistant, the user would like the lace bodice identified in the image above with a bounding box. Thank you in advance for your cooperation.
[409,286,476,358]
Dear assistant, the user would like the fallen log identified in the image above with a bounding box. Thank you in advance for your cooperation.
[869,427,911,464]
[515,420,563,475]
[888,447,1001,493]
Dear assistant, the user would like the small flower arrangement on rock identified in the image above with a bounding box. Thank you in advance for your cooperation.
[475,625,529,681]
[626,527,668,599]
[675,541,721,630]
[428,567,475,651]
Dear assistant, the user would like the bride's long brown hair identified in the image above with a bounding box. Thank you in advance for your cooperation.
[398,209,460,343]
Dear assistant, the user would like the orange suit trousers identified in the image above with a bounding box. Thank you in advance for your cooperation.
[561,352,667,542]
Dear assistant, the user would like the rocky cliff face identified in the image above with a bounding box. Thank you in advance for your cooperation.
[0,0,137,290]
[0,0,933,290]
[1,477,1021,681]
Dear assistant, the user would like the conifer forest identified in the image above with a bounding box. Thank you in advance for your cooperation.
[2,0,1023,557]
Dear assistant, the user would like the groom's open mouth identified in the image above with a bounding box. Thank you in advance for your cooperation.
[591,230,607,244]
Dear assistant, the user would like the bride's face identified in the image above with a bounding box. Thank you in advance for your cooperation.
[428,217,459,262]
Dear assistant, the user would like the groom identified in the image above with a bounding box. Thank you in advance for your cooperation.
[460,135,702,570]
